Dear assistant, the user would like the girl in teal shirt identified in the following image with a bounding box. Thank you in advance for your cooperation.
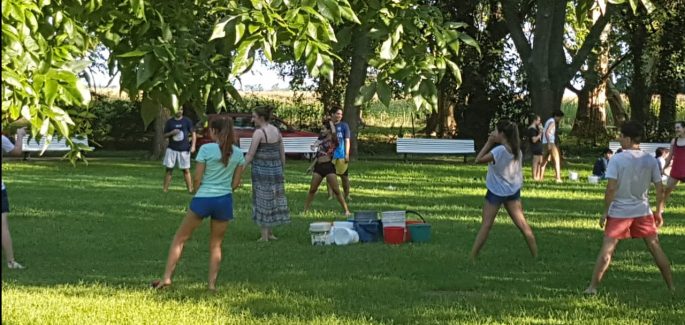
[152,117,245,291]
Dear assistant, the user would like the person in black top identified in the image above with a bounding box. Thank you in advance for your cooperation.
[527,114,543,181]
[592,148,613,179]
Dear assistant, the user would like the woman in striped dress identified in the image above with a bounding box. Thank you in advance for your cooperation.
[244,105,290,242]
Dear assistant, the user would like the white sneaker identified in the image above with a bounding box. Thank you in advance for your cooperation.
[7,261,24,269]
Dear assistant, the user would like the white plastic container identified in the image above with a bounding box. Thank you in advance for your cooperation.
[662,175,669,185]
[569,171,579,181]
[588,175,600,184]
[309,222,332,246]
[333,221,354,229]
[333,228,359,245]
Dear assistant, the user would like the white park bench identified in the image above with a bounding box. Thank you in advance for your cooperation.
[239,136,319,159]
[396,138,476,162]
[608,141,671,157]
[22,135,94,160]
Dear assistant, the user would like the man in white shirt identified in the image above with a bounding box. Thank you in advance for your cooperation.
[2,127,27,269]
[584,121,673,294]
[540,110,564,182]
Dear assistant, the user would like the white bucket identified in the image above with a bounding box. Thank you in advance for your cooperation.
[588,176,600,184]
[333,221,354,229]
[569,172,579,181]
[333,228,359,245]
[662,175,668,185]
[310,222,332,246]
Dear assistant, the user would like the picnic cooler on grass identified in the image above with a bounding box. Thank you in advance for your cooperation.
[354,211,382,243]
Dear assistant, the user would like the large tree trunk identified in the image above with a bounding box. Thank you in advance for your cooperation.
[342,28,370,159]
[606,79,627,126]
[658,91,677,138]
[436,77,457,138]
[151,106,169,160]
[628,16,651,122]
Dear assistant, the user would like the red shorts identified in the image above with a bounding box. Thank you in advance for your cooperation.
[605,215,657,239]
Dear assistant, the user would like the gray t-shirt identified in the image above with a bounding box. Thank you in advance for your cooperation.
[605,150,661,218]
[486,145,523,196]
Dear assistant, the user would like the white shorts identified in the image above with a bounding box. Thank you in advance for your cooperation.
[163,148,191,169]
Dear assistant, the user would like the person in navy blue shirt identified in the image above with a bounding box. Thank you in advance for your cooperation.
[592,148,613,179]
[163,107,196,192]
[326,105,352,201]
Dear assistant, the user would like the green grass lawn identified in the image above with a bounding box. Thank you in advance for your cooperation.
[2,158,684,324]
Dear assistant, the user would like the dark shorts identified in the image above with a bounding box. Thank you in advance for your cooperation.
[531,146,543,156]
[314,161,336,176]
[189,193,233,221]
[2,189,9,213]
[485,189,521,205]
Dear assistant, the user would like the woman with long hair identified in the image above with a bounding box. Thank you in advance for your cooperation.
[152,117,245,291]
[244,105,290,242]
[304,120,351,216]
[662,120,685,210]
[470,120,537,261]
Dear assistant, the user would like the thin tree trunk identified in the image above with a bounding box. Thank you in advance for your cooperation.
[342,29,370,159]
[437,77,457,138]
[151,106,169,160]
[658,91,677,139]
[628,17,651,122]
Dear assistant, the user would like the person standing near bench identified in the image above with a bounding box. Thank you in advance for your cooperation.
[327,105,352,202]
[244,105,291,242]
[162,107,196,193]
[540,110,564,183]
[584,121,673,295]
[662,121,685,211]
[2,127,26,269]
[470,120,537,261]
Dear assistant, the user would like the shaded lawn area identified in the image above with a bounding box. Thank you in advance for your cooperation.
[1,158,684,324]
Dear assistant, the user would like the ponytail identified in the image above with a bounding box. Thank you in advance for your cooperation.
[210,117,234,166]
[496,119,521,160]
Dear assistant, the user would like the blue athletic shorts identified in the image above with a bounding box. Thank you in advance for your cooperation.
[189,193,233,221]
[1,189,9,213]
[485,189,521,205]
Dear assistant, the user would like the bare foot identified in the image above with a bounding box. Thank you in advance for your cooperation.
[151,279,172,290]
[344,211,352,217]
[583,287,597,295]
[268,235,278,240]
[257,238,269,242]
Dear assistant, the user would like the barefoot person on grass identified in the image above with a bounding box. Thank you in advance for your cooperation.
[326,105,352,202]
[470,120,538,261]
[304,119,351,216]
[584,121,674,295]
[244,105,290,242]
[2,127,27,269]
[540,110,564,182]
[152,117,245,291]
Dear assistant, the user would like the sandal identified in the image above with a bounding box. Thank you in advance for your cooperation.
[150,279,171,290]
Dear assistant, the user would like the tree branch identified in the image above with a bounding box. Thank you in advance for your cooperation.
[598,51,631,85]
[565,4,618,81]
[502,0,532,65]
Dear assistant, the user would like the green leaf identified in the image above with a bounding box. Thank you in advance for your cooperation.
[458,33,480,53]
[339,2,360,24]
[355,83,376,106]
[376,78,391,108]
[317,0,341,23]
[231,40,256,75]
[235,23,246,45]
[117,50,149,58]
[380,37,395,60]
[136,55,158,88]
[306,22,318,39]
[262,40,273,61]
[225,84,243,104]
[445,59,462,86]
[141,96,160,128]
[294,39,306,61]
[45,79,58,106]
[162,25,172,42]
[131,0,145,19]
[210,17,233,41]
